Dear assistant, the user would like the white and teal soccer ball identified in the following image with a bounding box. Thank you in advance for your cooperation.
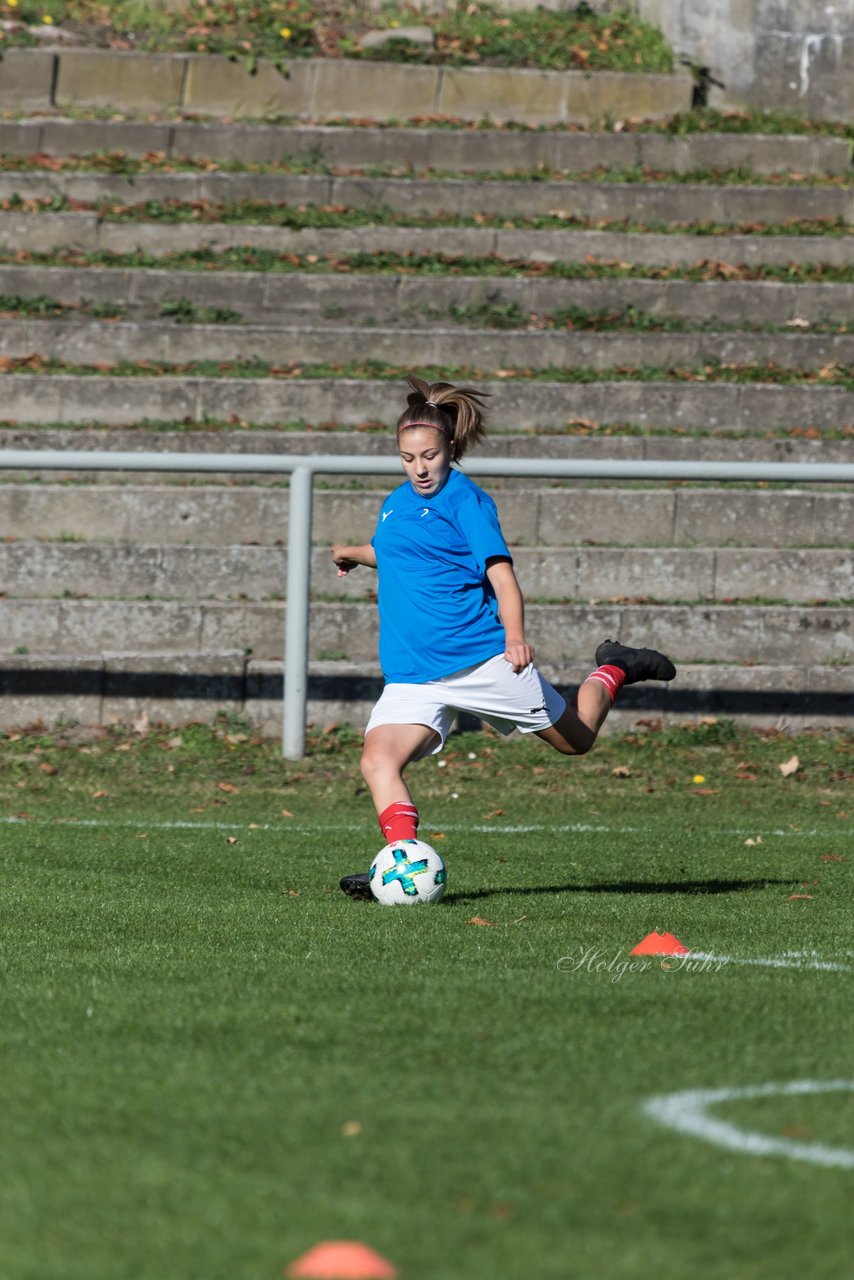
[369,840,447,906]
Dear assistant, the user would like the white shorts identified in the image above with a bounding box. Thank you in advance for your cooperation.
[365,653,567,756]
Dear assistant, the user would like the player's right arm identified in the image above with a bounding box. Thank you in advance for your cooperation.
[331,543,378,577]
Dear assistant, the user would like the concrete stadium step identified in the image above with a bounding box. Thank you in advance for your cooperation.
[2,265,853,325]
[3,600,850,667]
[2,374,850,432]
[3,317,852,372]
[1,212,849,267]
[4,541,851,604]
[2,120,850,177]
[1,170,850,225]
[3,651,849,734]
[3,427,849,472]
[2,482,851,550]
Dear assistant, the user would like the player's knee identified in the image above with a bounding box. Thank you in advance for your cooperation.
[552,738,592,757]
[360,745,386,784]
[539,716,597,756]
[359,748,374,783]
[544,726,596,756]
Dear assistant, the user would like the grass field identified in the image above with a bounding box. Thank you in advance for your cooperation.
[1,718,852,1280]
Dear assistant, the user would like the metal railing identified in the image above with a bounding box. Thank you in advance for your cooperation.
[1,447,852,757]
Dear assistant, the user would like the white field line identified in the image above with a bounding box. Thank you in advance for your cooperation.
[1,815,848,839]
[691,951,854,973]
[642,1080,854,1169]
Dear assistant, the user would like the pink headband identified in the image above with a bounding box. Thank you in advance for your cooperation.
[396,419,452,438]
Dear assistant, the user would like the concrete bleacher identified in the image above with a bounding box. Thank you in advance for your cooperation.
[0,115,850,733]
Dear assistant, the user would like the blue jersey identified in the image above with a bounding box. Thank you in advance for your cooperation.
[371,468,511,683]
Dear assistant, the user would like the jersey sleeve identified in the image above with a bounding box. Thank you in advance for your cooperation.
[452,488,511,574]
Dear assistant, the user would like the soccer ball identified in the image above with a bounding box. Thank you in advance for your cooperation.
[369,840,447,906]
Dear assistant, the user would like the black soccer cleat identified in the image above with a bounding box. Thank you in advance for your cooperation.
[595,638,677,685]
[339,871,374,901]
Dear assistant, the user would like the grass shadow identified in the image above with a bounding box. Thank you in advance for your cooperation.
[445,877,797,904]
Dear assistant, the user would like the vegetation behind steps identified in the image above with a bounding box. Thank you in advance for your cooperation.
[0,1,675,73]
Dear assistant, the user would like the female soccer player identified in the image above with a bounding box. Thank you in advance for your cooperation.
[331,374,676,899]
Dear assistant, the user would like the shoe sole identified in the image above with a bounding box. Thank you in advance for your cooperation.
[596,638,676,684]
[340,876,374,901]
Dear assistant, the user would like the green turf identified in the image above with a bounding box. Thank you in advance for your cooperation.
[1,721,852,1280]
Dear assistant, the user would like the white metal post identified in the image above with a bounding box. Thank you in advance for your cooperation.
[283,464,314,759]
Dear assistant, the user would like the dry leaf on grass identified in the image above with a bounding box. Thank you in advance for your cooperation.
[468,915,528,927]
[612,766,631,778]
[779,755,800,777]
[217,781,239,793]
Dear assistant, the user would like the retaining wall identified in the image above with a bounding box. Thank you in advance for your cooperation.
[0,48,691,124]
[637,0,854,121]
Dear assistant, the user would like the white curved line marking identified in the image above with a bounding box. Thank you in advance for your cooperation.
[643,1080,854,1168]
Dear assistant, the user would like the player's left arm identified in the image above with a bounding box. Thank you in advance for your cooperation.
[486,557,535,672]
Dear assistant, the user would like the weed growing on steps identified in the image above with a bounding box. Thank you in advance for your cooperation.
[2,190,852,239]
[0,292,125,319]
[158,298,243,325]
[0,355,851,389]
[2,248,852,286]
[1,153,848,187]
[1,418,850,443]
[2,102,850,137]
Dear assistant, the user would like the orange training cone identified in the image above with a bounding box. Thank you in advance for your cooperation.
[630,930,690,956]
[286,1240,398,1279]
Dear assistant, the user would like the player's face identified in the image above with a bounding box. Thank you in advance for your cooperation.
[397,427,454,497]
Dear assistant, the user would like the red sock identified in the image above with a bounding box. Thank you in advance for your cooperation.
[378,801,419,843]
[586,663,627,703]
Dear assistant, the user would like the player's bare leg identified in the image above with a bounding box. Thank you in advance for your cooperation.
[536,679,612,755]
[341,722,439,900]
[359,722,440,814]
[537,638,677,757]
